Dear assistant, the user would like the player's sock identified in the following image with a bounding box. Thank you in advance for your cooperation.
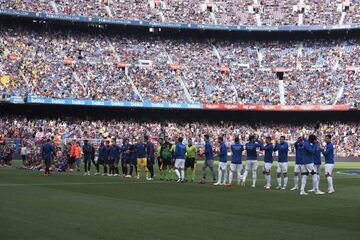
[242,170,248,182]
[181,169,185,181]
[228,171,233,184]
[175,169,181,179]
[327,176,334,191]
[217,169,222,183]
[223,170,228,184]
[294,176,299,188]
[316,175,320,190]
[191,169,196,181]
[277,177,281,187]
[284,177,288,188]
[312,174,318,191]
[136,167,140,178]
[301,175,307,192]
[252,170,257,186]
[265,175,270,185]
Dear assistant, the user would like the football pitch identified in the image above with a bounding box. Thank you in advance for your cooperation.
[1,162,359,240]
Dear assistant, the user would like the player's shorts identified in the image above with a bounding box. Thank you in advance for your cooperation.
[162,157,172,167]
[324,164,334,175]
[277,162,288,173]
[203,160,214,168]
[218,162,227,171]
[185,157,195,168]
[68,157,75,164]
[147,158,154,166]
[230,163,242,172]
[108,158,115,165]
[263,162,272,173]
[175,159,185,169]
[294,164,302,173]
[137,158,147,167]
[301,163,314,173]
[313,164,321,174]
[245,160,258,171]
[123,158,131,165]
[130,158,137,166]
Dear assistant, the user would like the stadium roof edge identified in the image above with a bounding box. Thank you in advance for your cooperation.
[0,9,360,34]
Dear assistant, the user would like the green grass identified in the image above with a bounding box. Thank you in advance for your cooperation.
[1,161,360,240]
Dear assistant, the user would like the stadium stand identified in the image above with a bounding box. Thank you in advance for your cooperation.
[0,26,359,105]
[0,0,359,26]
[1,116,360,158]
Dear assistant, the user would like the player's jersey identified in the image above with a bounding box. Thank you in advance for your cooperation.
[294,141,305,165]
[160,141,172,160]
[98,144,106,161]
[322,142,334,164]
[186,145,197,158]
[82,143,93,159]
[231,143,243,164]
[109,144,120,159]
[274,142,289,163]
[261,143,274,163]
[245,141,261,160]
[135,143,147,158]
[219,142,227,163]
[175,143,186,159]
[303,141,315,164]
[120,144,130,160]
[204,140,214,160]
[42,143,55,160]
[314,142,321,165]
[146,141,155,160]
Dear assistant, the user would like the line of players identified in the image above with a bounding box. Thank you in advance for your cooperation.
[41,133,335,195]
[207,134,335,195]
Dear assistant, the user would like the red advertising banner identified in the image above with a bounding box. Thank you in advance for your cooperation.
[203,104,350,111]
[64,57,73,65]
[275,67,285,72]
[8,53,17,61]
[117,61,126,68]
[170,63,180,70]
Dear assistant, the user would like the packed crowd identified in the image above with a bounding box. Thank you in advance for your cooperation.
[0,0,359,26]
[0,115,359,170]
[1,26,359,105]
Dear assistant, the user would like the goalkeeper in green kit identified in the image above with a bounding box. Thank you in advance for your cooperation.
[185,138,197,182]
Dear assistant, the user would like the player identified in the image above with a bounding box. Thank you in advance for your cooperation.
[227,136,243,187]
[242,135,261,187]
[300,134,323,195]
[274,136,289,190]
[128,139,137,177]
[159,137,173,181]
[200,134,217,184]
[110,138,121,176]
[145,135,155,180]
[320,135,335,194]
[185,138,197,182]
[214,136,227,186]
[174,137,186,182]
[120,138,130,177]
[291,137,305,190]
[135,137,148,179]
[261,136,274,189]
[97,141,107,175]
[41,139,55,176]
[82,140,93,176]
[308,139,324,194]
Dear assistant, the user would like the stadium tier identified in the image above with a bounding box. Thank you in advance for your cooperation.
[0,0,359,26]
[0,26,359,107]
[1,116,359,158]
